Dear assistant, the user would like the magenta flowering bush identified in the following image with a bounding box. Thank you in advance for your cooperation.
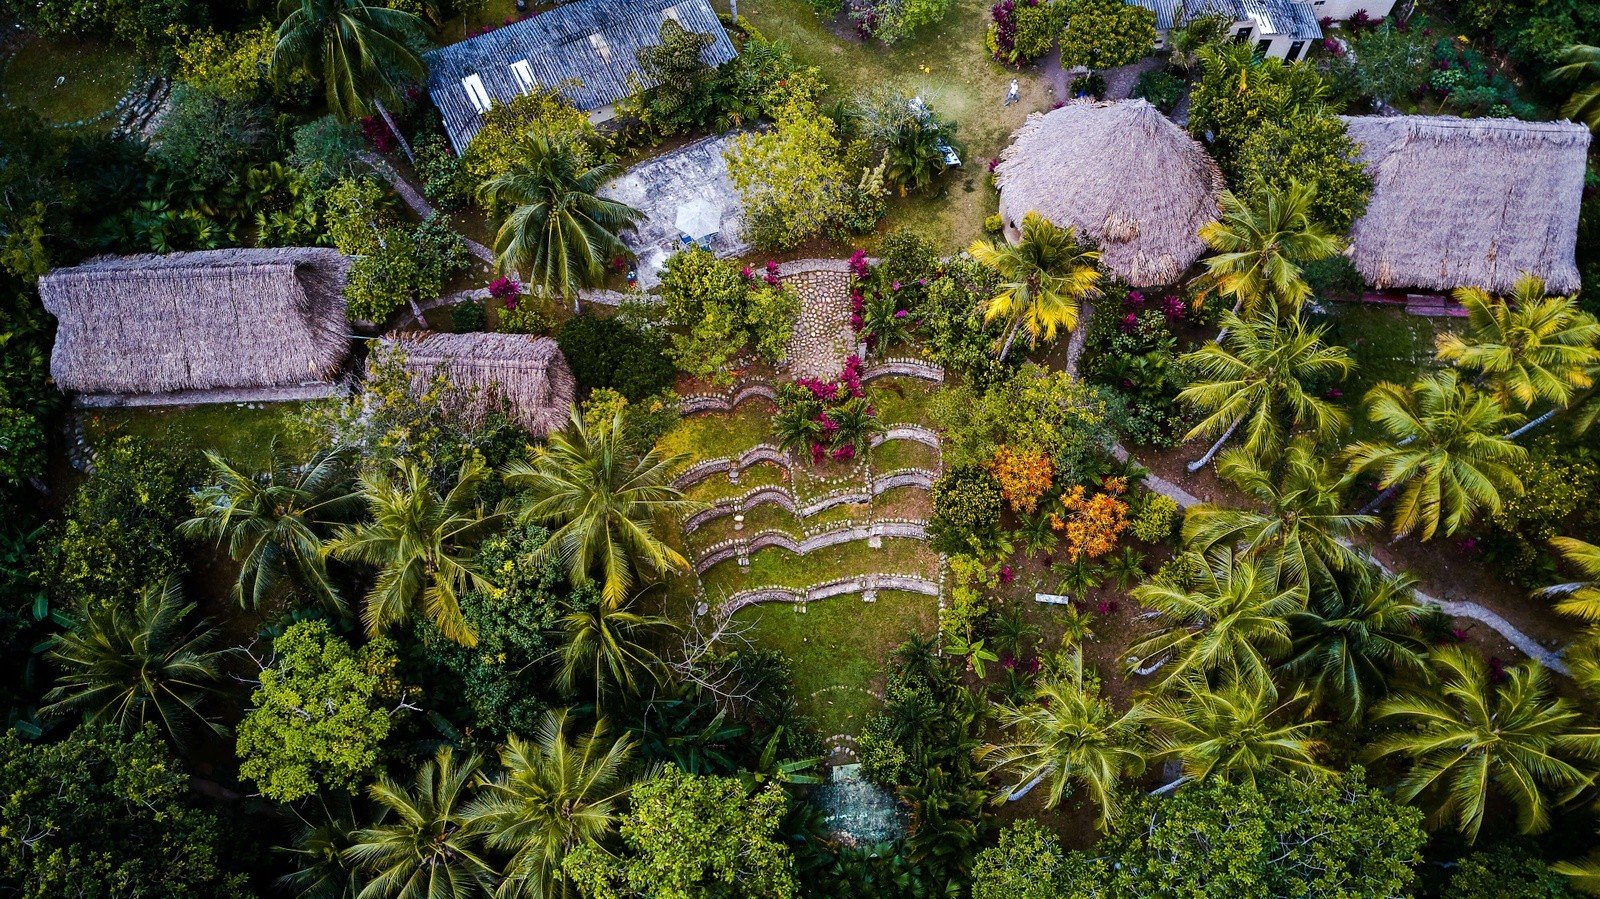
[489,276,522,309]
[773,356,881,465]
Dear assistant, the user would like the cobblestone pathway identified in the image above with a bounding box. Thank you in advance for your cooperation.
[779,261,857,379]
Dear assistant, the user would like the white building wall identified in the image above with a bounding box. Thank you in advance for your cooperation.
[1310,0,1398,21]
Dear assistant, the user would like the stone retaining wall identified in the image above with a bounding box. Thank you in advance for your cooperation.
[718,573,941,616]
[676,361,942,415]
[693,520,929,574]
[681,467,938,533]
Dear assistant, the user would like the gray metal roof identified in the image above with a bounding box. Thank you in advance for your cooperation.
[424,0,737,153]
[1131,0,1320,38]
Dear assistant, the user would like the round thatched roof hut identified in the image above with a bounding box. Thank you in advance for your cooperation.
[995,99,1224,287]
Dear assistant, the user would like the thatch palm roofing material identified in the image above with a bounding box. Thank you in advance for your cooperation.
[1341,115,1591,295]
[40,248,351,397]
[995,99,1225,287]
[381,332,576,436]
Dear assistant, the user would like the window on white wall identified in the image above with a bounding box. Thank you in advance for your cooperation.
[461,73,492,112]
[510,59,535,92]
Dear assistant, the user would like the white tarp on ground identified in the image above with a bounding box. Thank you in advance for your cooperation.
[600,131,748,288]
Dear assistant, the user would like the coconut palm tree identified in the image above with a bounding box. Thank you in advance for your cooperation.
[1179,310,1353,470]
[1143,676,1329,788]
[279,793,367,899]
[968,212,1103,362]
[270,0,425,160]
[1127,553,1301,690]
[1184,441,1377,591]
[1281,568,1430,724]
[1167,11,1233,74]
[1436,276,1600,412]
[1196,180,1342,318]
[182,445,359,613]
[1364,646,1600,842]
[558,602,671,704]
[478,133,643,309]
[828,395,885,455]
[1536,536,1600,623]
[979,647,1148,828]
[1551,43,1600,132]
[42,579,236,749]
[345,748,496,899]
[465,711,634,899]
[325,454,502,646]
[1343,372,1526,540]
[504,408,699,608]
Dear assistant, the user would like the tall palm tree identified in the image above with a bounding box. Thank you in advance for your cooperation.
[504,409,699,608]
[478,133,642,308]
[1343,372,1526,540]
[270,0,425,159]
[1143,676,1329,788]
[279,793,367,899]
[325,454,501,646]
[182,445,359,613]
[345,748,496,899]
[1127,553,1301,690]
[1179,310,1353,470]
[1536,536,1600,623]
[465,711,634,899]
[1551,43,1600,132]
[1196,180,1342,318]
[42,579,236,748]
[557,603,671,704]
[968,211,1103,362]
[1184,441,1377,591]
[1281,568,1430,724]
[979,647,1147,829]
[1364,646,1600,842]
[1436,276,1600,415]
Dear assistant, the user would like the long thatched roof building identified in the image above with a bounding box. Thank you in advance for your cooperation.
[1341,115,1592,295]
[41,248,351,403]
[380,332,575,436]
[994,99,1225,287]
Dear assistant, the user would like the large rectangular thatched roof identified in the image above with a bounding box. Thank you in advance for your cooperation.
[40,248,352,398]
[425,0,736,153]
[1341,115,1591,295]
[380,332,576,437]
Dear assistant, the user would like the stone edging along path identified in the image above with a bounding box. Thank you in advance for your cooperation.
[672,429,942,492]
[677,360,946,415]
[694,521,929,574]
[718,574,942,616]
[682,468,937,533]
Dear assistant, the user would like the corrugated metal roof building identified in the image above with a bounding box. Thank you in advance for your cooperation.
[1131,0,1321,58]
[424,0,737,153]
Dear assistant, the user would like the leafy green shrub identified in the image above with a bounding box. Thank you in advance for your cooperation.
[48,437,193,612]
[1059,0,1156,70]
[853,0,954,44]
[913,257,1012,386]
[1133,69,1184,113]
[556,314,677,402]
[659,246,798,385]
[172,22,275,102]
[236,620,398,801]
[343,216,471,325]
[1444,844,1580,899]
[989,0,1064,64]
[1236,114,1372,233]
[930,466,1006,555]
[290,116,365,187]
[1484,440,1600,586]
[323,176,397,256]
[1081,299,1192,447]
[935,363,1119,480]
[1127,490,1180,543]
[984,213,1004,234]
[414,134,474,210]
[0,725,248,898]
[1069,72,1106,99]
[149,85,271,195]
[727,101,850,251]
[451,299,487,332]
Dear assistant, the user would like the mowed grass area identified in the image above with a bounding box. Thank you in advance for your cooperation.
[725,0,1056,252]
[0,35,136,127]
[737,589,937,734]
[1324,304,1457,441]
[81,402,330,469]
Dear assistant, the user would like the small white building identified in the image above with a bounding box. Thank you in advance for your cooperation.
[1132,0,1395,61]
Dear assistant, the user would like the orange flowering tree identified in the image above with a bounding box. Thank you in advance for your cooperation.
[987,445,1055,514]
[1051,477,1130,561]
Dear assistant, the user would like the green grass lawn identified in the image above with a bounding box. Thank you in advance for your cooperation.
[659,401,774,467]
[727,0,1057,252]
[1325,305,1457,441]
[81,402,331,469]
[0,35,136,127]
[871,436,940,473]
[870,377,939,427]
[736,589,936,734]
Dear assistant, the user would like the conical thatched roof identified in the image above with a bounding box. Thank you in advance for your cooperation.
[40,248,351,398]
[995,99,1224,287]
[381,332,576,436]
[1341,115,1591,295]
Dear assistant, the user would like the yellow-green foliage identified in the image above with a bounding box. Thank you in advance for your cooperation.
[1059,0,1157,71]
[726,100,847,251]
[463,89,598,188]
[172,23,276,101]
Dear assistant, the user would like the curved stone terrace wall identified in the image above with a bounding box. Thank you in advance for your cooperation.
[676,360,944,416]
[693,519,929,574]
[681,467,939,533]
[718,573,942,616]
